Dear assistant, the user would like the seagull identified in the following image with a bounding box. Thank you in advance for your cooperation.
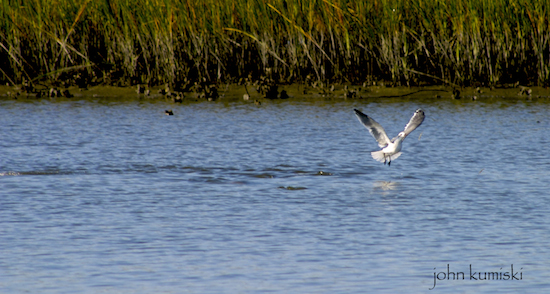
[354,108,425,166]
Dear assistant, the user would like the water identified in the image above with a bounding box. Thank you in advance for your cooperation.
[1,95,550,293]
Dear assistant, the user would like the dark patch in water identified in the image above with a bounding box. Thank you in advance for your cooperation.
[278,186,307,190]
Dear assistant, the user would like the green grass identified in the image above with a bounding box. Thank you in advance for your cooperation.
[1,0,549,87]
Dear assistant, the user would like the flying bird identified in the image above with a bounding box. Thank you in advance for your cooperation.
[354,108,425,166]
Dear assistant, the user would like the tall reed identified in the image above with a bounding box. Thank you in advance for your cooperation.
[0,0,548,87]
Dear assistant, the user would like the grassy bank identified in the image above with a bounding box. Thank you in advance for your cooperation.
[1,0,549,89]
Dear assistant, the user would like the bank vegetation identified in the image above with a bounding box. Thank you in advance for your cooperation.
[1,0,549,88]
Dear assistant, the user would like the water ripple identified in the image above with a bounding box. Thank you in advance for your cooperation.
[1,99,549,293]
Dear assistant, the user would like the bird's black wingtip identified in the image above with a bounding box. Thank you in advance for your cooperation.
[354,109,369,119]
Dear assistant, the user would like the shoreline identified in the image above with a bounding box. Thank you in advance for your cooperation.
[1,84,548,102]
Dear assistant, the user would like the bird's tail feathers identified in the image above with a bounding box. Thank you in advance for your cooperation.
[370,151,402,163]
[371,151,386,163]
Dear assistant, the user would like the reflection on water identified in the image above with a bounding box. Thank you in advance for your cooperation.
[1,96,550,293]
[373,180,400,191]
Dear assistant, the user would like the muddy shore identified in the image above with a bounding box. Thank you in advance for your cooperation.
[1,83,549,103]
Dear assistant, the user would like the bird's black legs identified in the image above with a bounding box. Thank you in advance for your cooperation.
[383,154,391,166]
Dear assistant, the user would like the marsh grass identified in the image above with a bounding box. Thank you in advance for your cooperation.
[1,0,549,88]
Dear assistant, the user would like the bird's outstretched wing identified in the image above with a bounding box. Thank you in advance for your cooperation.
[401,108,425,137]
[354,109,391,148]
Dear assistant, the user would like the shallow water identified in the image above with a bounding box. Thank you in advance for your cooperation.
[1,95,550,293]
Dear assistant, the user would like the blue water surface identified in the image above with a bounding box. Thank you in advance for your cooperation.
[1,95,549,293]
